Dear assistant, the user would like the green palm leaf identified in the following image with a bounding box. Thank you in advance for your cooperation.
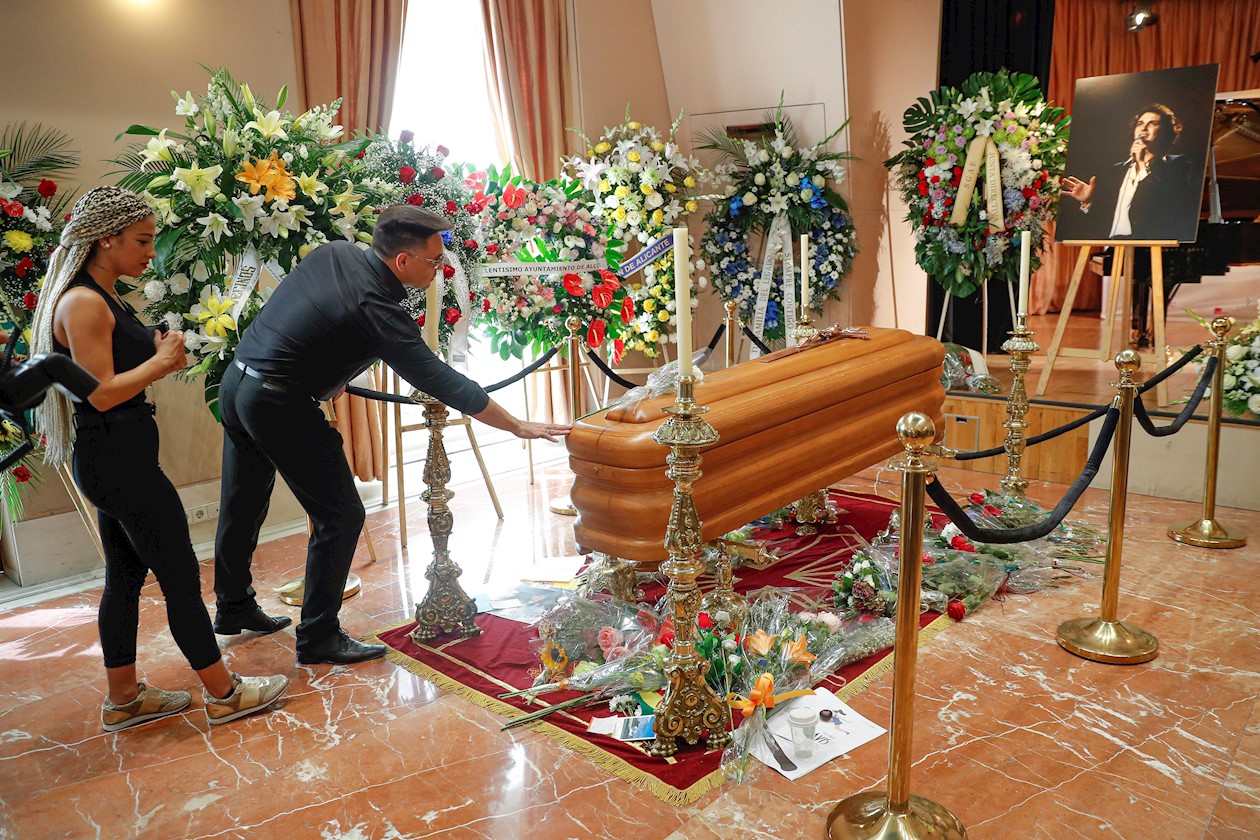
[0,122,80,185]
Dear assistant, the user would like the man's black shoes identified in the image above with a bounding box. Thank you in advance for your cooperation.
[213,605,293,636]
[296,630,387,665]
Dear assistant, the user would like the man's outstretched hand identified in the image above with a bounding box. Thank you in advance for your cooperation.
[513,421,572,443]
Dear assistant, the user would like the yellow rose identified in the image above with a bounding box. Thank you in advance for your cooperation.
[615,206,627,221]
[642,298,656,312]
[598,179,611,193]
[628,150,641,163]
[683,175,696,188]
[685,200,698,213]
[651,209,664,224]
[650,141,665,152]
[657,310,670,322]
[645,329,659,343]
[631,339,644,351]
[615,185,630,199]
[595,141,612,154]
[298,243,316,259]
[664,182,677,193]
[640,183,654,195]
[586,147,595,157]
[627,121,642,130]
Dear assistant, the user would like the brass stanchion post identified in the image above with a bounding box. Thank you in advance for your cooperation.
[1057,350,1158,664]
[1168,317,1247,548]
[410,394,480,641]
[550,316,584,516]
[649,375,731,757]
[826,413,967,840]
[723,300,739,368]
[999,313,1039,496]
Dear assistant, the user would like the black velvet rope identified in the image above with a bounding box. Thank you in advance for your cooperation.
[952,343,1205,461]
[343,347,562,406]
[345,386,420,405]
[706,323,726,351]
[484,346,559,393]
[926,405,1121,544]
[740,325,772,355]
[585,348,639,390]
[1134,355,1217,438]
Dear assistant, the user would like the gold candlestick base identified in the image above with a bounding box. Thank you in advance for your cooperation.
[794,488,839,525]
[410,395,481,643]
[826,791,968,840]
[581,553,644,603]
[549,494,578,516]
[276,573,361,607]
[1056,617,1158,665]
[1167,518,1247,549]
[648,376,732,758]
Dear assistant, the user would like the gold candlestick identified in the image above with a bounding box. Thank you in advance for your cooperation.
[1057,350,1158,664]
[826,413,967,840]
[999,314,1039,496]
[1168,317,1248,548]
[649,375,732,757]
[700,543,749,631]
[410,394,480,642]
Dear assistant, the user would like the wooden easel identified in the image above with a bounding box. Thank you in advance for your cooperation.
[1036,239,1177,406]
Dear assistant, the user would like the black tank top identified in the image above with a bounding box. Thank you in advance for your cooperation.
[52,271,157,414]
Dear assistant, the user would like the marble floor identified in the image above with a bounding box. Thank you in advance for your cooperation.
[0,460,1257,840]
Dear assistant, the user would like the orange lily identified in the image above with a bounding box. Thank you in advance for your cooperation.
[744,629,777,658]
[235,156,275,195]
[783,634,816,666]
[263,153,296,203]
[727,673,813,718]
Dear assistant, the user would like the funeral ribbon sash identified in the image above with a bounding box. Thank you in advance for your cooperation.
[949,136,1006,234]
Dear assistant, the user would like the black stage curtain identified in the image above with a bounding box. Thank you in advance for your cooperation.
[928,0,1055,351]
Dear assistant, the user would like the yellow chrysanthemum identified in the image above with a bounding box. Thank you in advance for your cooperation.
[3,230,34,253]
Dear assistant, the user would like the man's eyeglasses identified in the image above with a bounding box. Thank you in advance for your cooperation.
[408,253,447,269]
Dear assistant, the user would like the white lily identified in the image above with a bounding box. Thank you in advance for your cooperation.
[257,212,285,239]
[232,194,266,232]
[140,129,177,166]
[244,110,290,141]
[333,212,361,241]
[288,205,315,227]
[174,91,199,116]
[198,211,231,244]
[172,164,223,206]
[575,158,608,190]
[295,172,327,201]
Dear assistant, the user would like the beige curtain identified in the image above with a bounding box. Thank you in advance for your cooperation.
[479,0,579,182]
[1036,0,1260,314]
[290,0,407,479]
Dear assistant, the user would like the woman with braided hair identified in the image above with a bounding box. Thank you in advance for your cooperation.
[30,186,288,731]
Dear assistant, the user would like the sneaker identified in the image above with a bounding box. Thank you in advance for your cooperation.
[203,673,289,726]
[101,683,192,732]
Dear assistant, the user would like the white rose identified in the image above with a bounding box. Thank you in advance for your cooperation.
[1222,374,1237,390]
[742,191,758,205]
[167,273,191,294]
[941,522,961,541]
[754,173,766,186]
[786,172,800,187]
[142,280,166,302]
[1250,394,1260,415]
[1225,344,1247,362]
[780,146,793,159]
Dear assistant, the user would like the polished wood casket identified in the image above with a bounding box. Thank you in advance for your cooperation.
[567,327,946,564]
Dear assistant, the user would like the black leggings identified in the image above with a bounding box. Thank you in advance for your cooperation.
[72,414,222,671]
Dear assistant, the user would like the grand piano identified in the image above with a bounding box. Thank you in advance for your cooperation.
[565,327,945,566]
[1123,90,1260,345]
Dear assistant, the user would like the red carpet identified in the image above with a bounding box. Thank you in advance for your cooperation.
[370,489,951,804]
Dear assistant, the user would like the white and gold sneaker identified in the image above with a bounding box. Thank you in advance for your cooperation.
[203,673,288,725]
[101,683,192,732]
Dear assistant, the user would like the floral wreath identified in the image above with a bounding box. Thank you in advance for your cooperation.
[114,68,389,412]
[886,70,1069,298]
[698,107,857,343]
[476,164,634,362]
[360,133,487,354]
[565,110,709,358]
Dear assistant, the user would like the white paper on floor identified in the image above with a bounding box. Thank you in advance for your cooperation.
[747,688,886,781]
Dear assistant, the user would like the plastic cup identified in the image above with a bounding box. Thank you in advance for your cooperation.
[787,708,816,757]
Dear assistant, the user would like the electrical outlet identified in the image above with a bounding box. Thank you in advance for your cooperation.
[943,413,981,452]
[185,502,220,526]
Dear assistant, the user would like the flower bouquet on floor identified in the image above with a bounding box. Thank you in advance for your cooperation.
[360,133,487,356]
[112,67,391,414]
[962,489,1105,562]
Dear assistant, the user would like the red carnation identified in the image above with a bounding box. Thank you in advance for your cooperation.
[445,200,458,215]
[431,166,445,180]
[5,201,24,218]
[587,318,606,348]
[562,273,585,297]
[22,292,37,310]
[436,145,449,158]
[15,258,34,278]
[416,314,425,326]
[485,243,498,255]
[398,166,416,184]
[620,296,635,323]
[591,283,615,309]
[482,298,492,312]
[12,466,30,483]
[552,305,563,314]
[37,179,56,198]
[969,492,985,504]
[953,166,963,177]
[442,264,456,279]
[697,611,713,630]
[445,307,461,324]
[947,601,966,621]
[398,129,415,144]
[406,193,425,206]
[463,239,478,250]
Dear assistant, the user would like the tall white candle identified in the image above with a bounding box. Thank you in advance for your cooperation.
[1018,231,1031,317]
[425,275,441,352]
[799,233,811,314]
[673,227,693,377]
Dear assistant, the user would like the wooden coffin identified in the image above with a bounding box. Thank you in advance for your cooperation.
[567,327,946,564]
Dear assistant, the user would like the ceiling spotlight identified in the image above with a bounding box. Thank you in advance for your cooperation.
[1125,3,1159,32]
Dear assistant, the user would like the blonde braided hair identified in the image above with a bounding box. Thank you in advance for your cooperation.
[30,186,154,465]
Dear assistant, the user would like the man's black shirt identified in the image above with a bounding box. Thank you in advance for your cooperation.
[233,240,489,413]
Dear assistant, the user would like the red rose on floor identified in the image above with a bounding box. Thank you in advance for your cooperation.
[5,201,24,217]
[431,166,445,180]
[591,283,614,309]
[406,193,425,206]
[587,318,606,348]
[655,616,675,648]
[22,292,37,309]
[983,505,1002,517]
[37,179,56,197]
[15,258,33,278]
[947,601,966,621]
[463,239,478,250]
[445,200,458,215]
[442,264,456,279]
[12,466,30,483]
[445,307,461,324]
[436,145,449,158]
[398,129,415,144]
[612,337,625,365]
[969,492,985,504]
[398,166,416,184]
[922,553,935,564]
[597,269,621,289]
[950,534,976,552]
[562,273,585,297]
[620,296,635,323]
[697,611,713,630]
